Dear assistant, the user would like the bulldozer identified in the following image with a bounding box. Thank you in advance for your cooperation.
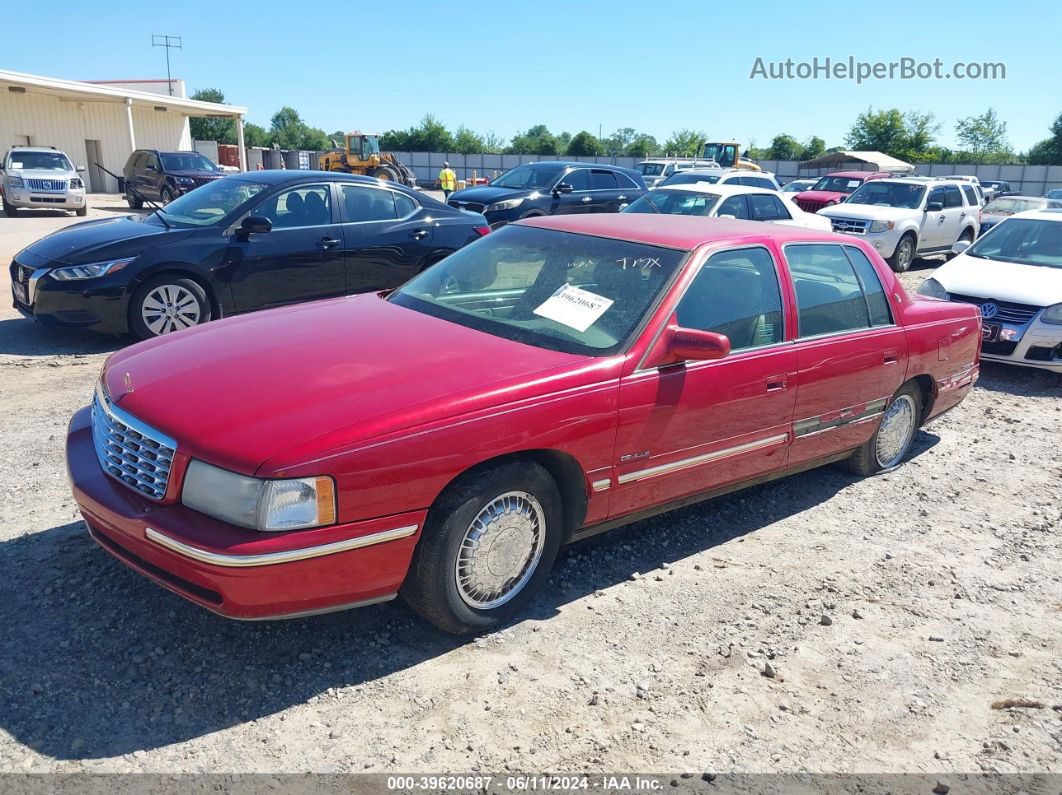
[700,141,762,172]
[319,132,418,187]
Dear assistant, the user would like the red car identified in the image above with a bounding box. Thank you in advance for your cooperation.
[794,171,892,214]
[67,215,980,634]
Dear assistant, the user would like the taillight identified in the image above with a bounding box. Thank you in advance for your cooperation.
[474,226,490,236]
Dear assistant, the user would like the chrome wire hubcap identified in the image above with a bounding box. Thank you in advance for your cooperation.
[876,394,917,469]
[456,491,545,609]
[142,285,200,336]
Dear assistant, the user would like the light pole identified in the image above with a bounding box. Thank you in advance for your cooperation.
[152,34,183,96]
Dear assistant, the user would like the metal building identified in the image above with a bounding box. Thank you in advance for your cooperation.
[0,69,248,192]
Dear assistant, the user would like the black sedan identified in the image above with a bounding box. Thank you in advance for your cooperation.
[10,171,489,339]
[447,161,646,228]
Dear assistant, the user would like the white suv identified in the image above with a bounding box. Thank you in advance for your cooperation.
[657,167,781,191]
[1,146,87,217]
[818,177,979,272]
[635,158,717,188]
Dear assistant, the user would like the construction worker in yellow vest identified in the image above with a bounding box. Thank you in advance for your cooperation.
[438,162,457,200]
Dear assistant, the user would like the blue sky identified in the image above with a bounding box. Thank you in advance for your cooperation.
[4,1,1058,152]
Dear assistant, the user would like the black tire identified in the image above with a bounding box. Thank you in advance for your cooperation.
[841,382,923,476]
[128,275,211,340]
[401,459,564,635]
[946,228,975,261]
[887,233,917,272]
[373,167,399,182]
[75,206,88,217]
[127,193,143,209]
[2,196,19,217]
[159,186,175,205]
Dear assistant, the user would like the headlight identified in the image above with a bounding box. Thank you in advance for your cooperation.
[6,175,24,188]
[868,220,895,233]
[485,197,524,212]
[50,257,135,280]
[917,278,949,300]
[1040,302,1062,325]
[70,177,84,189]
[181,459,336,532]
[174,177,195,185]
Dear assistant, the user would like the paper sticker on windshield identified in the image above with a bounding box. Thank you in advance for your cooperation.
[533,284,613,332]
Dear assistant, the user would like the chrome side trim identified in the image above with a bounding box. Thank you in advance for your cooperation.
[145,524,418,567]
[28,267,49,304]
[617,433,789,485]
[793,397,889,438]
[233,593,398,621]
[591,478,611,492]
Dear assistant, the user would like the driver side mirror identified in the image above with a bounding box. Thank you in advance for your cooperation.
[670,327,730,362]
[926,201,943,212]
[235,215,272,240]
[951,240,971,255]
[76,165,86,172]
[553,183,573,195]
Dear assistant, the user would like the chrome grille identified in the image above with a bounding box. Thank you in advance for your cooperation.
[91,385,176,501]
[190,176,219,187]
[450,200,485,213]
[830,217,870,234]
[950,294,1041,324]
[26,178,67,192]
[797,199,826,213]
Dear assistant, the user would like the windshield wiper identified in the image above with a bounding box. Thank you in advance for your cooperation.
[93,162,171,229]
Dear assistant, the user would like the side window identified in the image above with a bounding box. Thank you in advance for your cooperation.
[716,194,749,219]
[843,246,893,326]
[749,194,787,221]
[769,196,792,219]
[341,184,399,221]
[616,172,639,189]
[590,170,619,190]
[258,184,332,229]
[944,185,963,208]
[753,178,775,190]
[961,184,977,206]
[394,192,417,218]
[786,243,872,337]
[145,153,160,170]
[674,247,784,351]
[927,187,945,208]
[563,169,589,191]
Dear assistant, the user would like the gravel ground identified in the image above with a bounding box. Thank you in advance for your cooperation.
[0,198,1060,776]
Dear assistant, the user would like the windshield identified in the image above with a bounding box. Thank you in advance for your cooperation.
[846,181,926,209]
[159,153,221,172]
[781,181,810,192]
[1046,190,1062,199]
[625,189,721,216]
[638,163,665,176]
[983,197,1049,216]
[966,218,1062,269]
[6,151,73,171]
[660,172,722,187]
[390,225,686,356]
[811,176,863,193]
[151,179,267,227]
[490,164,566,190]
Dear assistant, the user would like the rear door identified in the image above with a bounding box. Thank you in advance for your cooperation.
[337,183,434,293]
[611,245,797,516]
[714,193,750,220]
[782,242,907,467]
[588,169,625,213]
[226,182,347,311]
[937,185,966,247]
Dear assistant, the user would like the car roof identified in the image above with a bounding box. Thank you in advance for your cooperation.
[655,183,778,197]
[6,146,65,154]
[223,169,426,195]
[517,212,842,250]
[527,160,641,177]
[1013,208,1062,221]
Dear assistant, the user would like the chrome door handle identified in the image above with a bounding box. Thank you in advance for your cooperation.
[581,196,593,203]
[617,195,627,200]
[319,237,340,249]
[411,229,428,239]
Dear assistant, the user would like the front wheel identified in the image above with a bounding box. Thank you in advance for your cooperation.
[127,193,143,209]
[401,460,564,634]
[373,167,398,181]
[129,276,210,339]
[2,196,19,217]
[887,233,916,272]
[842,383,922,476]
[159,186,175,205]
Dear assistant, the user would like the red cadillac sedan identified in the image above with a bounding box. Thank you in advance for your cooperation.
[67,215,980,634]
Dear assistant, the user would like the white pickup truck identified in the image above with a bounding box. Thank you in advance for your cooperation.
[818,177,980,272]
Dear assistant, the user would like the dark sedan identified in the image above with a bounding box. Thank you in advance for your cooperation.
[447,161,646,228]
[11,171,489,339]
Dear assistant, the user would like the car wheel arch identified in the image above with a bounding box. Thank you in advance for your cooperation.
[425,449,589,544]
[908,373,936,423]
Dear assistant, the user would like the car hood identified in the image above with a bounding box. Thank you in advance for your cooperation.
[101,294,594,476]
[795,190,847,203]
[819,204,915,222]
[448,185,533,204]
[16,215,194,267]
[934,253,1062,305]
[8,168,78,181]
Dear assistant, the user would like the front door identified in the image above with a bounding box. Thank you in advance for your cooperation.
[336,182,434,294]
[782,242,907,467]
[226,182,346,311]
[550,168,592,215]
[610,246,797,516]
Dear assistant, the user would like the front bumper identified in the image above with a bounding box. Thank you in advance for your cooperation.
[10,261,131,333]
[5,188,85,210]
[979,322,1062,372]
[67,407,425,619]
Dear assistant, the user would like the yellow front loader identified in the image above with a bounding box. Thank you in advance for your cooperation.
[319,132,418,187]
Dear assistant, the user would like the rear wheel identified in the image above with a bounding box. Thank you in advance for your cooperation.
[129,276,210,340]
[842,383,922,476]
[126,192,143,209]
[401,460,563,634]
[887,233,916,272]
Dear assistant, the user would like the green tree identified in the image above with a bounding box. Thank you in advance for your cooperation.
[955,108,1010,161]
[799,136,826,161]
[664,129,705,157]
[566,131,604,156]
[624,134,659,157]
[1026,114,1062,165]
[379,114,453,152]
[605,127,636,156]
[242,122,268,148]
[189,88,235,143]
[844,107,940,161]
[482,131,506,154]
[452,125,486,154]
[765,134,802,160]
[507,124,560,155]
[269,106,308,149]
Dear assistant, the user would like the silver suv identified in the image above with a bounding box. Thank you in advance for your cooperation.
[1,146,87,217]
